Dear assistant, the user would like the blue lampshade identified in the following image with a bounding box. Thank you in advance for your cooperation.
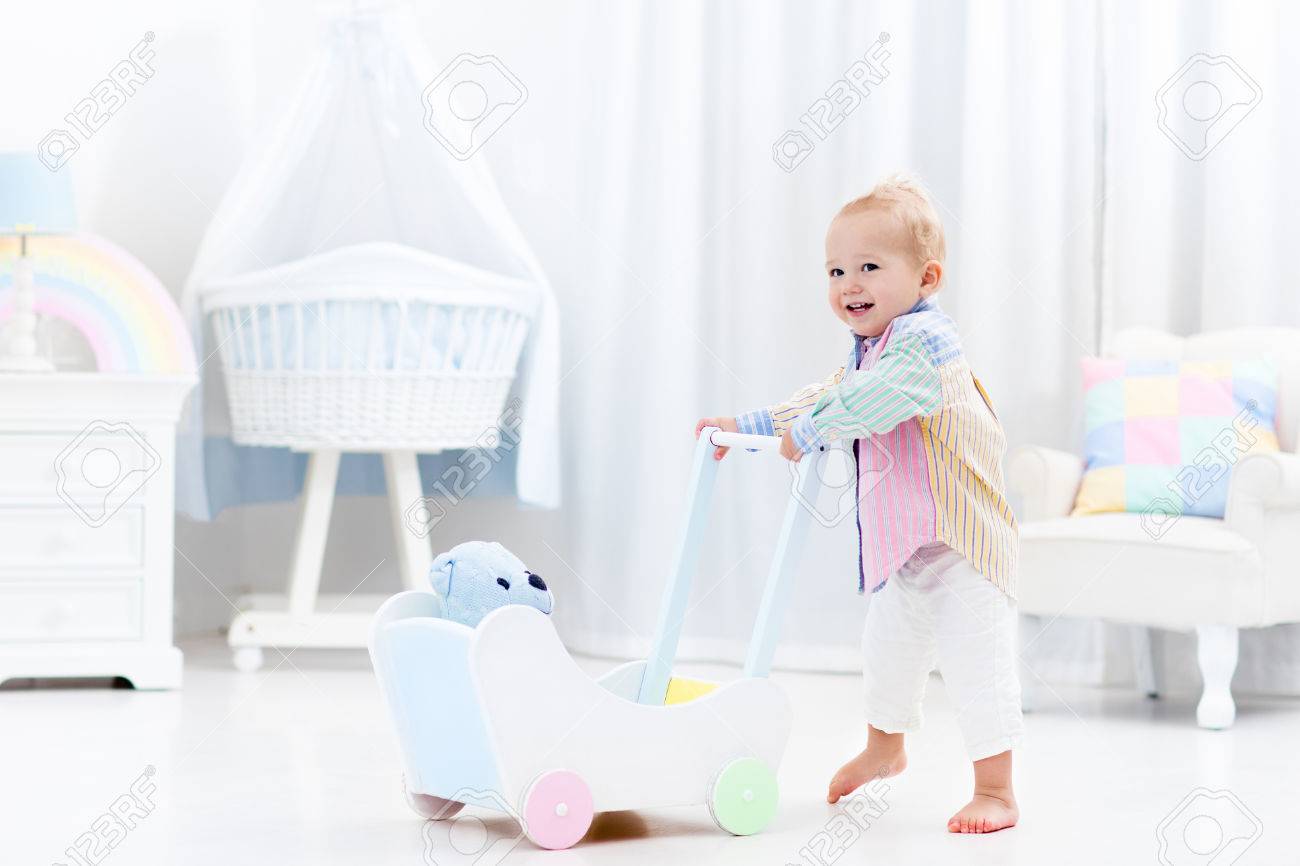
[0,152,77,234]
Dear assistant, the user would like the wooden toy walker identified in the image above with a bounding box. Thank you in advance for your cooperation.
[368,427,824,849]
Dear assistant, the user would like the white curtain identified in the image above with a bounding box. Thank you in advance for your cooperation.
[1102,0,1300,336]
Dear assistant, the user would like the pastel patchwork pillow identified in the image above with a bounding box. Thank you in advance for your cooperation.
[1072,358,1280,519]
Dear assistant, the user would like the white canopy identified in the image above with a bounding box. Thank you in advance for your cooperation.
[177,6,559,517]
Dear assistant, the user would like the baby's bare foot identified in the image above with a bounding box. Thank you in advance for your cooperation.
[947,792,1018,833]
[826,731,906,804]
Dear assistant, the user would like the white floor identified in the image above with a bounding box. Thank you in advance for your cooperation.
[4,638,1296,866]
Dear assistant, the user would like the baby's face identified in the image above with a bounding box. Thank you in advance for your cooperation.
[824,207,936,337]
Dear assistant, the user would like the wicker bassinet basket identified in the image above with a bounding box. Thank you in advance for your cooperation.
[204,289,532,451]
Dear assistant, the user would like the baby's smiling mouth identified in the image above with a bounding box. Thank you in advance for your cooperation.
[845,301,874,317]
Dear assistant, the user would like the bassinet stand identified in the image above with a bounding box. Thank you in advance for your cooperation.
[227,448,429,672]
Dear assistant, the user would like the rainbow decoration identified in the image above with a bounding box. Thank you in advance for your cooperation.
[0,233,195,374]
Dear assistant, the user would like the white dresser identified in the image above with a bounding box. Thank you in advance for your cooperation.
[0,373,195,688]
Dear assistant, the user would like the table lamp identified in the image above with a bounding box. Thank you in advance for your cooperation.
[0,152,77,372]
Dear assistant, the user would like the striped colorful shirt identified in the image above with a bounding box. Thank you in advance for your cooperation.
[736,297,1018,597]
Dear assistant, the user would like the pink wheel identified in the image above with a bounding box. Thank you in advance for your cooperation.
[520,770,594,850]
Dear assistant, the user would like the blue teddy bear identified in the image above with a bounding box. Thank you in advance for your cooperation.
[429,540,553,628]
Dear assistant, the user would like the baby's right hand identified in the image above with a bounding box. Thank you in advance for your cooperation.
[695,416,739,460]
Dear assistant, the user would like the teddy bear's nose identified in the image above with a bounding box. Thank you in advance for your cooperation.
[496,577,510,590]
[528,572,547,591]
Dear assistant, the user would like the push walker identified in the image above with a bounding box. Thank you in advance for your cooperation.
[368,428,824,849]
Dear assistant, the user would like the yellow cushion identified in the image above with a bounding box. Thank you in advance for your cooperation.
[664,676,719,705]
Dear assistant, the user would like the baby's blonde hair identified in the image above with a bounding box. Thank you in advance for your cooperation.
[838,173,946,272]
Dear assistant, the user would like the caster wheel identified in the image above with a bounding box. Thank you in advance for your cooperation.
[520,769,593,850]
[232,647,264,672]
[709,757,778,836]
[403,776,463,820]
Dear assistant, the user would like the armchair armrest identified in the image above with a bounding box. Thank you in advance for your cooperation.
[1226,451,1300,514]
[1225,451,1300,625]
[1006,445,1084,521]
[1222,447,1300,530]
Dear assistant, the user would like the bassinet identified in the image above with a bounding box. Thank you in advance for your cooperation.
[203,244,541,672]
[202,243,534,451]
[178,7,559,671]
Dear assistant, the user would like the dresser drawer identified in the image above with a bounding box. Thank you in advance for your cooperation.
[0,430,159,499]
[0,505,144,572]
[0,582,141,642]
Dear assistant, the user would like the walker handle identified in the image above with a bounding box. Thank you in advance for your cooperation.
[706,429,782,452]
[638,426,817,704]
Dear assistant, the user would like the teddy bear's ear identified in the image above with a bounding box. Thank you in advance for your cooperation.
[486,541,516,566]
[495,542,526,571]
[429,551,454,597]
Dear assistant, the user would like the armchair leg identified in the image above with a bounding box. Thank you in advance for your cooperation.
[1195,625,1239,730]
[1129,626,1160,699]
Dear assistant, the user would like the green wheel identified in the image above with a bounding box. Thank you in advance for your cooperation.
[708,757,778,836]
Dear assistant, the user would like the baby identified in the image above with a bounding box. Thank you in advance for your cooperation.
[696,175,1023,834]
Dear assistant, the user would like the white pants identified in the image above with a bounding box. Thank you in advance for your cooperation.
[861,543,1024,761]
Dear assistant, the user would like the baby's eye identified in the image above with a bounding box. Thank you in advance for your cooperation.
[829,268,844,278]
[862,263,879,272]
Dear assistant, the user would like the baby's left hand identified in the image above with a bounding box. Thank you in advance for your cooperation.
[780,428,802,462]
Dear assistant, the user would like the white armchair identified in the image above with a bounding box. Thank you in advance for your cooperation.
[1008,327,1300,729]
